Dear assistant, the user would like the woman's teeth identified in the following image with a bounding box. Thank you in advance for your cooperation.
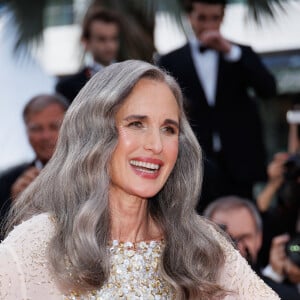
[129,160,160,171]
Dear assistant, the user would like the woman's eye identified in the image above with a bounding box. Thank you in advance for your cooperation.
[161,126,176,135]
[128,121,143,129]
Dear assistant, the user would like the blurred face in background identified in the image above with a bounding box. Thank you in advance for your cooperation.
[25,104,65,164]
[188,2,224,40]
[211,207,262,263]
[84,20,120,66]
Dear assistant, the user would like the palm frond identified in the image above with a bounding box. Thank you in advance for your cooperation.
[245,0,286,24]
[0,0,287,59]
[1,0,47,52]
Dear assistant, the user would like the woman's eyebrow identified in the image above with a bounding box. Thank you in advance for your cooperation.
[123,115,179,129]
[124,115,147,121]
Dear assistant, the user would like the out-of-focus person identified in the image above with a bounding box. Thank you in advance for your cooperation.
[158,0,277,211]
[263,234,300,298]
[256,107,300,297]
[204,195,300,299]
[256,108,300,266]
[204,196,263,267]
[0,94,68,236]
[256,151,300,266]
[55,8,121,102]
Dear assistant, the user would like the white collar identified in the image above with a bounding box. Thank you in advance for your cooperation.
[90,61,104,73]
[34,159,44,170]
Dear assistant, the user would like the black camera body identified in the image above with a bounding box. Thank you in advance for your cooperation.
[285,233,300,267]
[278,154,300,208]
[284,154,300,182]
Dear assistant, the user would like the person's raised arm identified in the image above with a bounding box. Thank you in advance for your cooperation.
[256,152,289,212]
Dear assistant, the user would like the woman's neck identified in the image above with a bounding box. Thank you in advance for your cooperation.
[109,190,161,243]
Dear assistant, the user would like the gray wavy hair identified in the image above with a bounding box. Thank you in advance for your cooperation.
[7,60,226,299]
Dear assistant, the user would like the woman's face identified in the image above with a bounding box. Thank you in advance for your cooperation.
[110,78,180,199]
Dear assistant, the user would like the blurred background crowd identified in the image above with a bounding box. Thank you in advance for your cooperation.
[0,0,300,299]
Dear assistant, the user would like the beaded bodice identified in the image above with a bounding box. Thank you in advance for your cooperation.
[65,240,175,300]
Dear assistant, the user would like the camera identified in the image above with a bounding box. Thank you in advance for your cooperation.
[285,233,300,267]
[277,154,300,208]
[284,154,300,182]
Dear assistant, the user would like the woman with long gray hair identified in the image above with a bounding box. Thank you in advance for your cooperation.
[0,60,278,299]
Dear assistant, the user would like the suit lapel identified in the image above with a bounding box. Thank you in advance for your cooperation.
[215,53,226,107]
[183,44,209,108]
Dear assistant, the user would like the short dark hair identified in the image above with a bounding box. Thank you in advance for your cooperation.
[23,94,69,123]
[81,8,121,41]
[184,0,227,13]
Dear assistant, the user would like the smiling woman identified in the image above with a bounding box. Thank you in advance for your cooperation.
[0,60,279,299]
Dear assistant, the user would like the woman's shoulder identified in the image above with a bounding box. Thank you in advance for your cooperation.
[0,213,61,299]
[195,215,233,246]
[1,212,55,249]
[194,215,240,269]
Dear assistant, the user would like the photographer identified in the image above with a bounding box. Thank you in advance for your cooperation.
[256,153,300,293]
[257,107,300,216]
[257,152,300,213]
[256,110,300,265]
[204,196,300,299]
[263,234,300,295]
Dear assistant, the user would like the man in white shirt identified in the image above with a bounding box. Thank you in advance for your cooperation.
[158,0,277,210]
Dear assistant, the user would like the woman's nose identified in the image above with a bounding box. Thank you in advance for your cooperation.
[143,129,163,154]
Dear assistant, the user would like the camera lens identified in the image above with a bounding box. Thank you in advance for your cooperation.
[285,234,300,267]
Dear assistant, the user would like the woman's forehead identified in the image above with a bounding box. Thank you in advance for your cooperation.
[116,79,179,118]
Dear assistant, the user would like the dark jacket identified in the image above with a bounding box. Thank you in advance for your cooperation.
[55,67,92,103]
[158,43,276,184]
[0,162,34,238]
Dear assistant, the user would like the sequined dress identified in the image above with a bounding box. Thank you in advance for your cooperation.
[65,240,174,300]
[0,214,280,299]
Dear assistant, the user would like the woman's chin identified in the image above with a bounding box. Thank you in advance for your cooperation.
[130,188,160,199]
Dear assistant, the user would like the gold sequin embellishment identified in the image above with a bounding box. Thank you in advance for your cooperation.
[64,240,175,300]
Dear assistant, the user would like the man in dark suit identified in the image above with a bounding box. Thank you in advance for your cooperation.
[55,9,121,102]
[0,94,68,237]
[158,0,277,210]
